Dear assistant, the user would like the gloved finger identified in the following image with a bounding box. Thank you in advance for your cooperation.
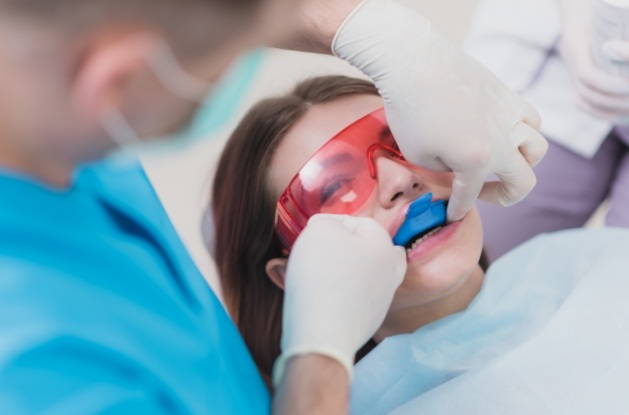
[308,214,368,237]
[310,213,357,230]
[311,213,390,240]
[447,170,486,222]
[576,96,629,122]
[516,97,542,129]
[345,215,391,241]
[511,121,548,167]
[567,34,629,96]
[479,153,536,207]
[309,215,406,281]
[576,81,629,111]
[603,40,629,62]
[577,64,629,96]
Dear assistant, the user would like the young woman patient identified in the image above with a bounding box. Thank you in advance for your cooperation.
[210,76,629,413]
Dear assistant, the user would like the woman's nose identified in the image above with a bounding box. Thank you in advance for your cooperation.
[375,156,422,208]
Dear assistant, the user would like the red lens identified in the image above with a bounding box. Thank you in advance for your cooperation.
[275,107,401,250]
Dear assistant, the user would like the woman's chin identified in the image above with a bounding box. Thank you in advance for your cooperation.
[396,253,482,306]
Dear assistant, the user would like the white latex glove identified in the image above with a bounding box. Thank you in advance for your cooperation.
[333,0,547,221]
[559,0,629,122]
[272,214,407,386]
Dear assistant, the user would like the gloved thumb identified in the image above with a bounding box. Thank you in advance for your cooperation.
[312,214,391,240]
[447,171,485,222]
[342,216,390,241]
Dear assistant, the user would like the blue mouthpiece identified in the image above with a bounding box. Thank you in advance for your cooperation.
[392,193,447,247]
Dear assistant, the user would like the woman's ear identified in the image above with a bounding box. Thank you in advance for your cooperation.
[265,258,288,290]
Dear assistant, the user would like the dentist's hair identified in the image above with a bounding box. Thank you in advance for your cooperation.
[1,0,258,16]
[0,0,261,54]
[211,76,381,386]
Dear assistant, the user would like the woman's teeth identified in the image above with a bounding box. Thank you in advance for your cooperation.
[405,226,443,254]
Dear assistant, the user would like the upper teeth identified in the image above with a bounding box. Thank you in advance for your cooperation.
[405,226,443,254]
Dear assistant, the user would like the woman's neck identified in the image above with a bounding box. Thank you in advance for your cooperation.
[373,265,485,343]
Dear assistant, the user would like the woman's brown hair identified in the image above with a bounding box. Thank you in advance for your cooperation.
[211,75,490,387]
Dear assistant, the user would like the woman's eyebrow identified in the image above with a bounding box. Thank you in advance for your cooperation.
[320,152,354,168]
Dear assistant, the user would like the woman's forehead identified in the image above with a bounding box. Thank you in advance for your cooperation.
[268,95,383,198]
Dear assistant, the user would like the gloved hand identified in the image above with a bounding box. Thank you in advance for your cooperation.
[272,214,407,386]
[333,0,547,222]
[559,0,629,122]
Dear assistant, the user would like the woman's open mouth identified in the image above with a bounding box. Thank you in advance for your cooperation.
[404,220,461,261]
[404,225,444,254]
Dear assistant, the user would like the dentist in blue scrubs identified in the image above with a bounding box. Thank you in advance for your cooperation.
[0,0,547,414]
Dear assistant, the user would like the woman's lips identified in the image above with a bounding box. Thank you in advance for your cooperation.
[405,220,461,263]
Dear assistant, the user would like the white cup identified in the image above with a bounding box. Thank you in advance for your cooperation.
[591,0,629,77]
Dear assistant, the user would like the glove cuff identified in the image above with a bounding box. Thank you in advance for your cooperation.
[331,0,369,57]
[272,346,354,388]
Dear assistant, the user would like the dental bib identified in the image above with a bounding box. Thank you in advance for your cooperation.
[351,228,629,415]
[392,193,447,247]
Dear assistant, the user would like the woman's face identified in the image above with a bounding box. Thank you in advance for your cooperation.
[267,94,484,314]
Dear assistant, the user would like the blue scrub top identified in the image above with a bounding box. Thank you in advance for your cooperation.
[0,159,270,414]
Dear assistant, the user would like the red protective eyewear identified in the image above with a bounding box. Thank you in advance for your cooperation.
[275,107,404,250]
